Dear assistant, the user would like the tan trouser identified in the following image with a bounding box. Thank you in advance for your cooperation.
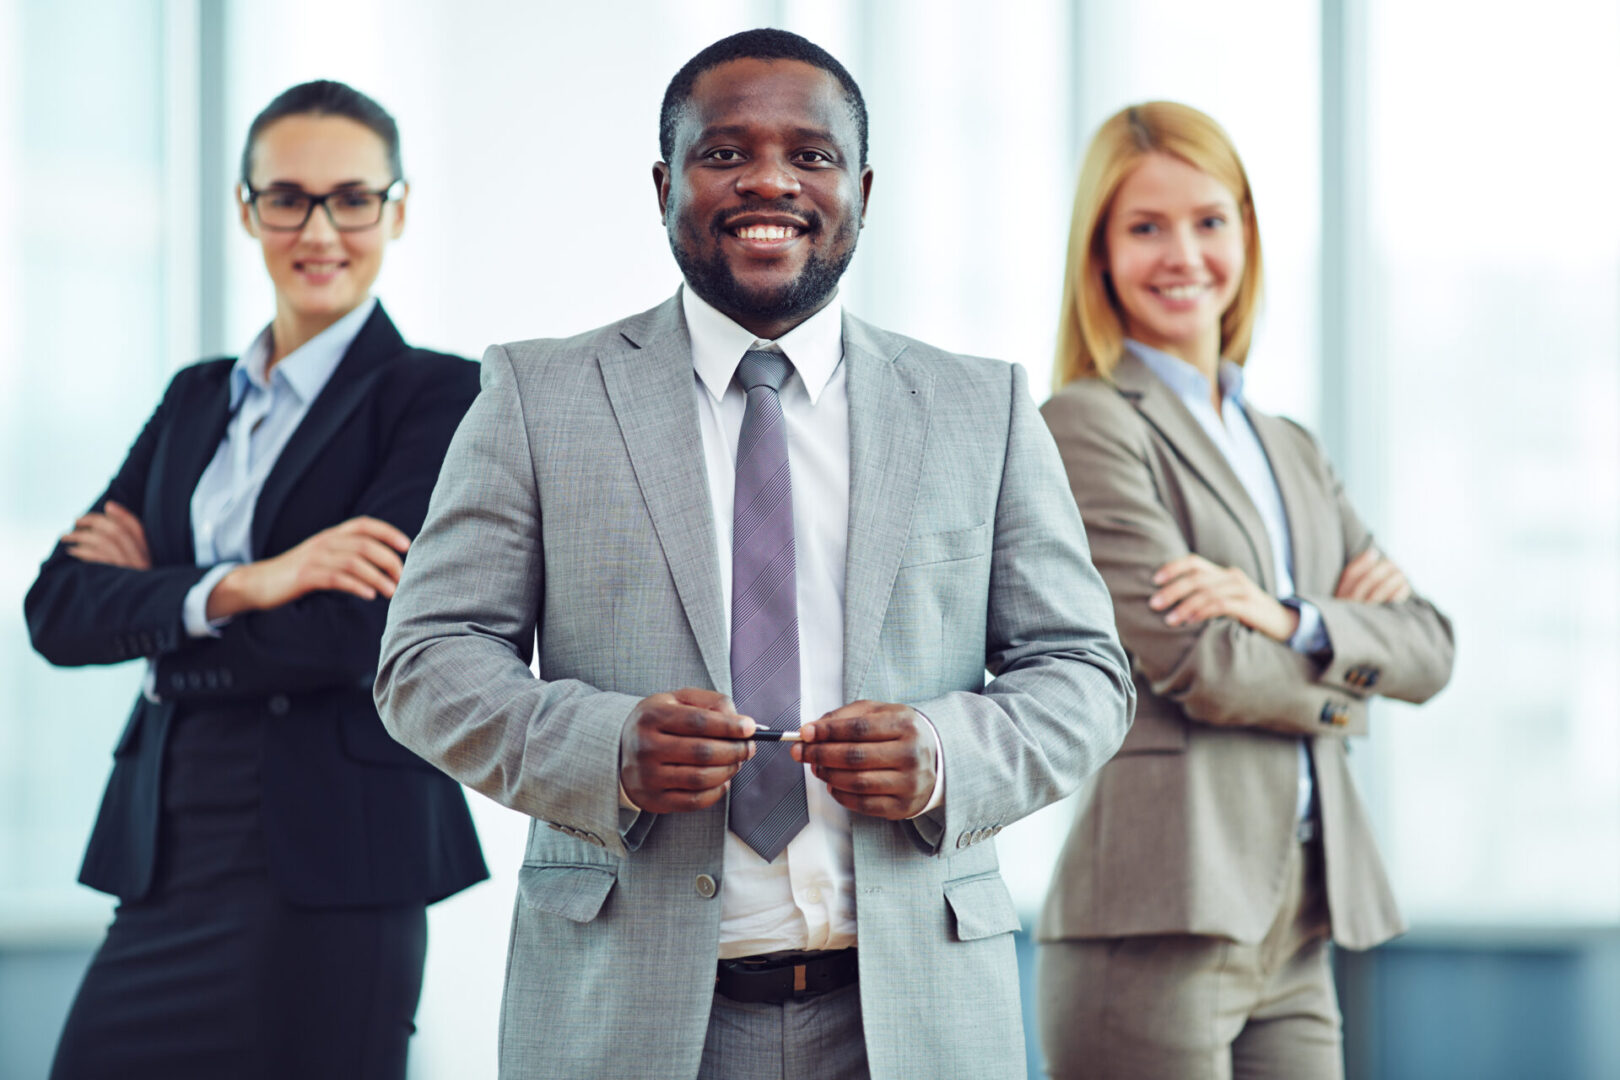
[1037,840,1342,1080]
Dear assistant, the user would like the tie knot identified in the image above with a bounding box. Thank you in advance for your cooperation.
[736,350,793,394]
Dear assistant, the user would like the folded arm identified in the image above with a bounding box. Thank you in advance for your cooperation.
[149,361,480,701]
[26,371,212,667]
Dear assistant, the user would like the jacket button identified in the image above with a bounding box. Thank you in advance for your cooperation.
[268,695,290,716]
[695,874,718,899]
[170,673,185,692]
[956,833,970,849]
[220,670,233,688]
[204,671,219,689]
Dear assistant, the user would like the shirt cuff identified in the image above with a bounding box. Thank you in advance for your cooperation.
[1285,598,1332,656]
[183,563,240,638]
[911,710,946,817]
[618,781,642,812]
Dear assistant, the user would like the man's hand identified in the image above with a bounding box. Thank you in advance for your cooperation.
[1335,547,1412,604]
[1150,554,1299,642]
[207,516,410,619]
[620,688,755,814]
[63,500,151,570]
[792,701,936,820]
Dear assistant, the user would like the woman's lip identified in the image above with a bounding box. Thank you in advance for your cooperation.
[295,261,348,281]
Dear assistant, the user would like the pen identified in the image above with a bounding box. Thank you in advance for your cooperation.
[745,726,802,742]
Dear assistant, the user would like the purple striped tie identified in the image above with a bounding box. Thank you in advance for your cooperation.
[727,350,808,862]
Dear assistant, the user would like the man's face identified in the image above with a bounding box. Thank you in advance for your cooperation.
[654,57,872,339]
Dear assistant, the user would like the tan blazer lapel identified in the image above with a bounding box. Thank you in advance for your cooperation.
[599,297,730,695]
[1111,352,1278,592]
[1246,409,1337,595]
[841,313,933,700]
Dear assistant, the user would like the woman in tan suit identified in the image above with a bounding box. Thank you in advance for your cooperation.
[1035,102,1455,1079]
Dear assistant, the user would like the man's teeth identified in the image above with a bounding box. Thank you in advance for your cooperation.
[734,225,798,241]
[1155,284,1208,301]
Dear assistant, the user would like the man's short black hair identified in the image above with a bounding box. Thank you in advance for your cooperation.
[659,28,868,167]
[240,79,402,186]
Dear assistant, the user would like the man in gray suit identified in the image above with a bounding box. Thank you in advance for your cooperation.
[375,28,1132,1080]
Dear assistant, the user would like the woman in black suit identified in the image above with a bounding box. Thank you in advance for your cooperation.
[26,80,488,1080]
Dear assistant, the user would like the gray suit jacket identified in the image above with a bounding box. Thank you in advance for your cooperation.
[1037,353,1454,951]
[375,295,1133,1079]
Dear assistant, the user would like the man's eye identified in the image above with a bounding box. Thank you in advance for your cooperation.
[706,149,742,162]
[795,150,831,164]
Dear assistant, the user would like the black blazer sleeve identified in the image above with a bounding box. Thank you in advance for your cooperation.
[150,356,481,701]
[24,367,216,666]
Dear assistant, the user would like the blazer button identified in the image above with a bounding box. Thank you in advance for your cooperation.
[186,671,203,690]
[695,874,718,899]
[170,673,185,692]
[268,694,291,716]
[204,671,219,689]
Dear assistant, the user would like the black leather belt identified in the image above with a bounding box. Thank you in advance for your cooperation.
[715,949,858,1004]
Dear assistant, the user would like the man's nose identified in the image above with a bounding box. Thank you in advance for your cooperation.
[735,156,801,200]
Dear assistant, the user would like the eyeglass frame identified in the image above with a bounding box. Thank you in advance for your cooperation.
[239,179,407,232]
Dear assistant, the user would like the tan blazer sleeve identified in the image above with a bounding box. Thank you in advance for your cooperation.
[1280,419,1455,703]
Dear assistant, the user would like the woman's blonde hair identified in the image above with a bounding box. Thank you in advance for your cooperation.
[1053,101,1263,389]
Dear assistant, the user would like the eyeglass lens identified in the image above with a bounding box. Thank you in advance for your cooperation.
[255,190,387,231]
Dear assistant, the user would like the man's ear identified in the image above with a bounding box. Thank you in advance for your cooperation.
[858,165,873,226]
[653,161,671,220]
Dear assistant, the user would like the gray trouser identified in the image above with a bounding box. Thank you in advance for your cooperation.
[697,982,870,1080]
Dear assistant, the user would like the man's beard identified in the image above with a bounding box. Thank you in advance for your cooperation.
[670,208,858,329]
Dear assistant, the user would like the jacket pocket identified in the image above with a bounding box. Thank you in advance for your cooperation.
[518,864,618,923]
[898,521,990,568]
[943,870,1022,941]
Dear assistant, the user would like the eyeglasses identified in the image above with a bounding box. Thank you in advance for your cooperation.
[241,179,405,232]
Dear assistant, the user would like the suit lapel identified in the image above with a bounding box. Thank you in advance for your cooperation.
[152,365,231,565]
[842,314,933,699]
[1247,410,1334,594]
[1111,352,1277,592]
[249,304,402,555]
[600,298,730,695]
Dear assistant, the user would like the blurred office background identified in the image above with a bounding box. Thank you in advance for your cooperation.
[1,0,1615,1076]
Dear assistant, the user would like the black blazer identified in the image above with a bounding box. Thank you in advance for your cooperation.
[25,304,489,907]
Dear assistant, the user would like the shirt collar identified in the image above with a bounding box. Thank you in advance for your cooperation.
[230,296,377,409]
[1124,337,1246,409]
[681,284,843,405]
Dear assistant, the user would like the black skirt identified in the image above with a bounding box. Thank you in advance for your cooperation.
[49,707,429,1080]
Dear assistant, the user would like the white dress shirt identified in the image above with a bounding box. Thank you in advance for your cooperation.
[681,286,948,958]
